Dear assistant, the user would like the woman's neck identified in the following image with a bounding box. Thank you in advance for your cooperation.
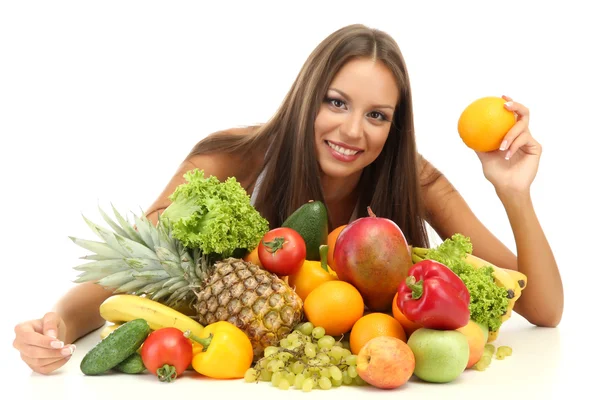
[320,172,361,229]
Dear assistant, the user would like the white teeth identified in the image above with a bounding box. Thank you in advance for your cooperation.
[327,141,359,156]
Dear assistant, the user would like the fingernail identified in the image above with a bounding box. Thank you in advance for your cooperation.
[46,330,57,339]
[61,345,75,357]
[51,340,64,349]
[500,140,508,151]
[505,151,511,160]
[504,101,513,109]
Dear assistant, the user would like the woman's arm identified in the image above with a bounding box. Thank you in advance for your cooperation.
[421,160,563,328]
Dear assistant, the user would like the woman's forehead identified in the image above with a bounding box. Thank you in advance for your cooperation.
[329,58,399,106]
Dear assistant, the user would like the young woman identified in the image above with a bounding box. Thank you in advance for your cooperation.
[12,24,563,374]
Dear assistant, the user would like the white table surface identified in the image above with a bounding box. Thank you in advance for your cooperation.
[6,311,588,400]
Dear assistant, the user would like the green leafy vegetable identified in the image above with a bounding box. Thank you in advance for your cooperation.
[160,169,269,258]
[412,234,508,332]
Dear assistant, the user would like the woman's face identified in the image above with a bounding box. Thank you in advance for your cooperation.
[314,57,399,182]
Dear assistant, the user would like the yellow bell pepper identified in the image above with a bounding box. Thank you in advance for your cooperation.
[185,321,253,379]
[288,245,338,301]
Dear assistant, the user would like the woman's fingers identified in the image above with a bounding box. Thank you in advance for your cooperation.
[18,341,75,359]
[499,119,528,152]
[505,131,541,160]
[504,99,530,125]
[20,354,72,375]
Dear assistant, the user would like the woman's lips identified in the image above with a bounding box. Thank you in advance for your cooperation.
[325,140,363,162]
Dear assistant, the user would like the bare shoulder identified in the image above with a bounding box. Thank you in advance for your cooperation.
[145,127,264,222]
[187,126,265,182]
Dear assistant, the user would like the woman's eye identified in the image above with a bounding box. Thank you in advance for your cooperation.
[327,98,346,109]
[368,111,386,121]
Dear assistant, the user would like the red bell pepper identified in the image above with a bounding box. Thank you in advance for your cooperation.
[397,259,470,330]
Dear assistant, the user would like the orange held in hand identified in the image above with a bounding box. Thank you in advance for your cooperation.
[457,96,516,152]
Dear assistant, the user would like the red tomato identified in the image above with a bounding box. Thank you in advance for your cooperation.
[140,327,193,382]
[258,227,306,276]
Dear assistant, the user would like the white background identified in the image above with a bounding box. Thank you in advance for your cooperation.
[1,0,598,396]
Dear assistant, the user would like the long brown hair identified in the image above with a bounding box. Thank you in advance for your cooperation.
[185,24,434,248]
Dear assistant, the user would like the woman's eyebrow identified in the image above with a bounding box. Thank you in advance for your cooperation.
[329,88,395,110]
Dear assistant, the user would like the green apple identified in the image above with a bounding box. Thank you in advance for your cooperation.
[407,328,469,383]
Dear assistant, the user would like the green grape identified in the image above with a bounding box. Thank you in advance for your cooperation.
[304,343,317,358]
[290,340,302,349]
[316,353,330,365]
[354,375,366,386]
[329,366,342,381]
[287,333,299,342]
[473,354,492,371]
[329,346,344,360]
[279,338,291,348]
[347,365,358,378]
[318,376,332,390]
[332,378,343,387]
[302,378,314,392]
[244,368,258,383]
[264,346,279,357]
[259,369,272,382]
[267,359,284,372]
[497,346,513,357]
[341,348,352,358]
[294,373,306,389]
[344,354,357,366]
[342,370,353,385]
[312,326,326,339]
[300,322,314,336]
[271,371,283,386]
[291,361,304,375]
[318,335,336,349]
[484,344,496,356]
[329,357,340,366]
[278,379,290,390]
[258,358,270,369]
[319,367,331,378]
[286,372,296,385]
[277,351,293,362]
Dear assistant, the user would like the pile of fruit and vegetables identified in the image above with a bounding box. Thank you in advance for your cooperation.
[71,168,527,390]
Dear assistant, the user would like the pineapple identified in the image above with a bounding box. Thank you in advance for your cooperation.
[71,205,304,359]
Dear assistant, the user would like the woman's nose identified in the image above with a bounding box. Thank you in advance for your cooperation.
[340,112,363,140]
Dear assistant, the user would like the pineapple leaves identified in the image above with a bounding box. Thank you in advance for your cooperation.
[69,237,124,259]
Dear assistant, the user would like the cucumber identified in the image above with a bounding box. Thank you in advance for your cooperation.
[80,318,150,375]
[113,352,146,374]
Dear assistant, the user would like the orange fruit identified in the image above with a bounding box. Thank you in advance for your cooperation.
[392,293,423,338]
[327,225,347,271]
[243,246,262,267]
[303,280,364,336]
[457,96,516,152]
[287,260,338,301]
[349,312,407,355]
[456,320,486,368]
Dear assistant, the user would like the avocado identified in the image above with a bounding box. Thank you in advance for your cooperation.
[282,200,329,261]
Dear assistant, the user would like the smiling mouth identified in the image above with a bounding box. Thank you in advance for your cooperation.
[325,140,362,156]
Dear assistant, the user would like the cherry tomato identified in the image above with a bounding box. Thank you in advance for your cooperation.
[258,227,306,276]
[140,327,193,382]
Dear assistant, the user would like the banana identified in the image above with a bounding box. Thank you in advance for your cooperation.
[99,294,204,338]
[99,323,122,339]
[504,268,528,292]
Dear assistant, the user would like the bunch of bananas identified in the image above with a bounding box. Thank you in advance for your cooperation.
[463,254,527,342]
